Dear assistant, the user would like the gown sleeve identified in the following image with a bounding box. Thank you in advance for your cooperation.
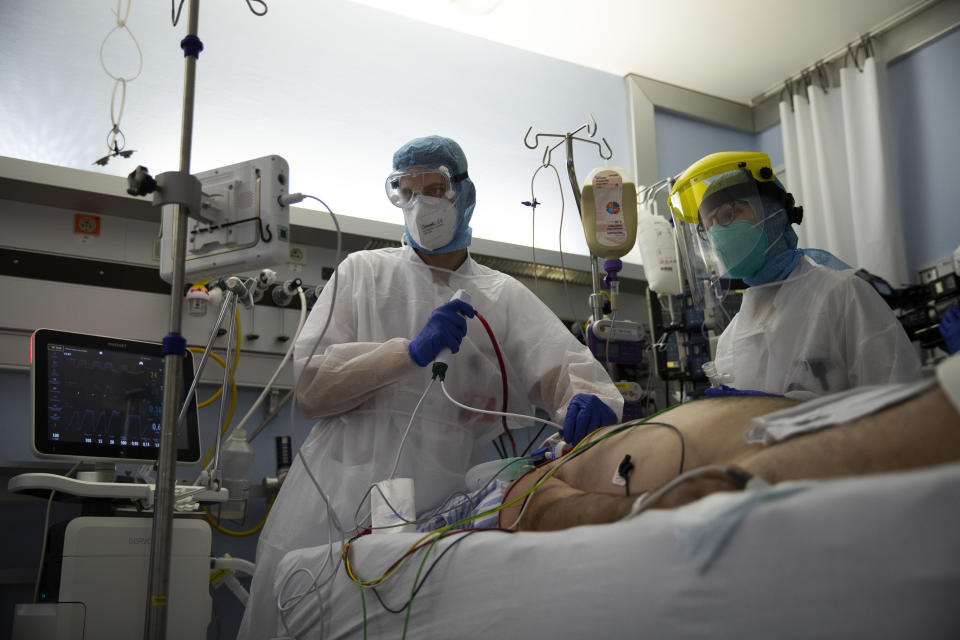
[500,280,624,424]
[293,255,419,419]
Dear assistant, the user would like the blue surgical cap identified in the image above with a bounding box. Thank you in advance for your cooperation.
[392,135,476,254]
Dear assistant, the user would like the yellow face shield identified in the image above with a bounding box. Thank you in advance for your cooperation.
[668,151,777,225]
[666,151,780,320]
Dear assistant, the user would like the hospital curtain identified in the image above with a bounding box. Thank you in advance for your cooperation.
[778,40,910,286]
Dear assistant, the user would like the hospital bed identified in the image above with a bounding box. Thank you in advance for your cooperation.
[261,460,960,639]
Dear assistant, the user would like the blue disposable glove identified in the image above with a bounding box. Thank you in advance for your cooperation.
[940,305,960,355]
[408,299,475,366]
[703,385,784,398]
[563,393,618,447]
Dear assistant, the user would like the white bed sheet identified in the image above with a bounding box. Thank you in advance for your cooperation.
[267,462,960,640]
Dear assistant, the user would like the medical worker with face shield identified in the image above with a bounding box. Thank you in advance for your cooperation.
[237,135,622,639]
[669,151,921,397]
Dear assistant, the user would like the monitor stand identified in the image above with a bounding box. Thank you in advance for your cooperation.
[74,462,115,484]
[7,472,228,507]
[8,471,228,640]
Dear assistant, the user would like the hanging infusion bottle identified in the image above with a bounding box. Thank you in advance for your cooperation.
[580,166,638,260]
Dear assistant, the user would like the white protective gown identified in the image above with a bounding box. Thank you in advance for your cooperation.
[238,246,622,639]
[709,257,922,396]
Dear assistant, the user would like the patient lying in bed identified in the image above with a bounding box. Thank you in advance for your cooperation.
[497,379,960,532]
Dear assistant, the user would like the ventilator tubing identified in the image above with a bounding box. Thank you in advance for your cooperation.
[580,167,638,259]
[371,477,417,534]
[465,457,527,492]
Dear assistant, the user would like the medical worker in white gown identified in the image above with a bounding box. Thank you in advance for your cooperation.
[238,135,623,639]
[669,151,921,397]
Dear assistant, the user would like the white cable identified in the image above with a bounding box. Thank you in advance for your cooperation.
[644,321,660,411]
[622,465,734,520]
[295,198,342,372]
[289,382,298,450]
[605,310,615,374]
[289,194,343,434]
[262,193,343,637]
[552,162,582,332]
[211,293,240,476]
[534,161,581,330]
[389,378,435,479]
[527,163,551,295]
[277,450,346,638]
[206,288,307,471]
[440,380,562,431]
[33,461,82,602]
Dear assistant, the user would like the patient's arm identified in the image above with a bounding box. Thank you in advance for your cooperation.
[734,386,960,483]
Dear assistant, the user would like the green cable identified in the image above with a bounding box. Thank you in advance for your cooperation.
[367,415,685,635]
[401,535,442,639]
[359,581,367,640]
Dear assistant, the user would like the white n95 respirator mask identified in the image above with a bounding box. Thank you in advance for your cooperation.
[403,196,458,250]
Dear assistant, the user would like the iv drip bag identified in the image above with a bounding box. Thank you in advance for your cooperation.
[580,166,638,260]
[636,199,682,295]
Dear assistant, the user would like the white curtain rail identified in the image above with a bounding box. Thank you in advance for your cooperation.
[754,0,944,104]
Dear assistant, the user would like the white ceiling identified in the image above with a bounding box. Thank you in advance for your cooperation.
[350,0,927,104]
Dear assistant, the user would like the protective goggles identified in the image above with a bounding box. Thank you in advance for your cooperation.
[384,165,466,208]
[695,173,764,237]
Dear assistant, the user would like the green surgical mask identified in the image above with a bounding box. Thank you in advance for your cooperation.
[707,220,768,278]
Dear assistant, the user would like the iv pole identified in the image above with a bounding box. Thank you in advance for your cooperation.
[523,117,613,323]
[144,0,201,637]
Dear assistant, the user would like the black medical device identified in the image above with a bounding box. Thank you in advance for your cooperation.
[30,328,201,464]
[855,269,960,350]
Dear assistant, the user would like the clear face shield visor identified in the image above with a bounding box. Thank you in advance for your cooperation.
[669,168,770,318]
[385,165,457,208]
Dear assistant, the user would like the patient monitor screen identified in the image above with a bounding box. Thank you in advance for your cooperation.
[32,329,200,463]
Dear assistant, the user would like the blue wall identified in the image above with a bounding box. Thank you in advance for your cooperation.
[653,108,784,178]
[757,123,784,169]
[654,110,759,178]
[887,26,960,274]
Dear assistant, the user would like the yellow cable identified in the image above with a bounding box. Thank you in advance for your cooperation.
[187,348,226,407]
[202,499,273,537]
[344,426,629,586]
[192,307,243,470]
[200,381,237,470]
[187,307,240,406]
[229,306,241,375]
[189,306,270,539]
